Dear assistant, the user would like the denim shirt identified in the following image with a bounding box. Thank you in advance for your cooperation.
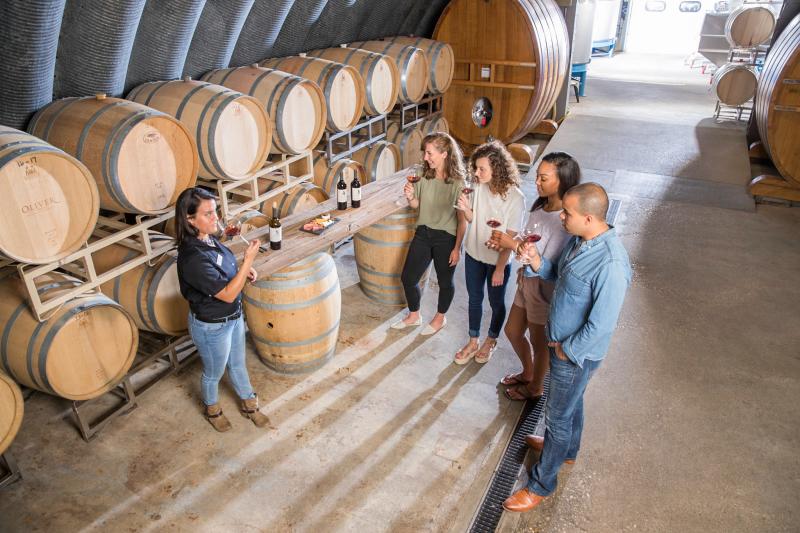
[526,227,631,367]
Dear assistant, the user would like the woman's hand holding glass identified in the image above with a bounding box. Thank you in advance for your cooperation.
[454,175,474,210]
[397,163,422,206]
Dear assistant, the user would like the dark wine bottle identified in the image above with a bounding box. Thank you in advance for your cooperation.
[350,173,361,208]
[337,173,348,210]
[269,203,282,250]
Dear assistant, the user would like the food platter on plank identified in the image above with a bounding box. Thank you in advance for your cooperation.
[301,213,340,235]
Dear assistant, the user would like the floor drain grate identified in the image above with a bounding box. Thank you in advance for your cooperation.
[469,380,548,533]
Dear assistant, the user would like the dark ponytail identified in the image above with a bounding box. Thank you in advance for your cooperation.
[532,151,582,211]
[175,187,216,244]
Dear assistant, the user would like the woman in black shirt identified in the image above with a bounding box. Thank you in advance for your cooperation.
[175,187,268,432]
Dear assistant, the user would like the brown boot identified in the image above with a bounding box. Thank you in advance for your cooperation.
[205,403,232,432]
[240,395,270,428]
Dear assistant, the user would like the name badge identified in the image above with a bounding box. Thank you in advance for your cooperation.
[216,253,223,266]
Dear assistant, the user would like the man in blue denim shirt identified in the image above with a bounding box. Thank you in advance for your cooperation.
[501,182,632,513]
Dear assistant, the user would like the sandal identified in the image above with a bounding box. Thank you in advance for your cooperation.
[504,385,542,402]
[474,339,498,364]
[453,341,479,365]
[500,373,529,386]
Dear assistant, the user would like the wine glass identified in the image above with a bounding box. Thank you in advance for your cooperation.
[516,223,541,265]
[454,174,475,210]
[217,218,249,246]
[396,163,423,207]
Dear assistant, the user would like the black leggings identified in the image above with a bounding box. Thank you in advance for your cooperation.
[401,226,457,314]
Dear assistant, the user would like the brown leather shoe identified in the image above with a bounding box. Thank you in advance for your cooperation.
[502,488,545,513]
[524,434,575,464]
[240,395,270,428]
[205,403,232,432]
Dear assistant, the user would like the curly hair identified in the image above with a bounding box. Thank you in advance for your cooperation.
[469,140,520,199]
[420,132,467,184]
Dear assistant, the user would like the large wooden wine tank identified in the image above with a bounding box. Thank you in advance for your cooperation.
[433,0,569,147]
[755,13,800,186]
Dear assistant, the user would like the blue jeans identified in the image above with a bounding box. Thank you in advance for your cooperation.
[188,313,255,406]
[527,349,602,496]
[464,253,511,338]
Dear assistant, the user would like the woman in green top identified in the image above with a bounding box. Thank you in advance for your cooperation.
[391,132,467,335]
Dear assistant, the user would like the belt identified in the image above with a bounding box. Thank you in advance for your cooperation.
[193,311,241,324]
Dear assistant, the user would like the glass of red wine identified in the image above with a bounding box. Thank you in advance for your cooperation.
[454,175,475,210]
[217,219,250,246]
[397,163,423,206]
[516,223,541,264]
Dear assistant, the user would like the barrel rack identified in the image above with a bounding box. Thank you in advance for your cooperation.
[71,332,196,442]
[321,114,388,163]
[0,452,21,488]
[714,47,767,122]
[390,93,444,130]
[197,150,314,221]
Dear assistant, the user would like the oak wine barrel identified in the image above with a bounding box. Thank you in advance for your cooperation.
[307,154,369,198]
[420,114,450,136]
[0,372,23,456]
[0,269,138,400]
[351,141,401,183]
[725,5,776,48]
[28,95,198,214]
[433,0,569,147]
[388,36,455,95]
[354,208,430,305]
[0,126,100,264]
[348,41,429,104]
[243,253,340,373]
[387,121,423,167]
[308,47,399,116]
[260,56,365,132]
[202,66,326,154]
[713,63,758,106]
[127,79,272,181]
[755,13,800,186]
[233,180,329,217]
[93,232,188,335]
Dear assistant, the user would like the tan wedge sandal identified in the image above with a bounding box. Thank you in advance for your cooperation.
[240,395,270,428]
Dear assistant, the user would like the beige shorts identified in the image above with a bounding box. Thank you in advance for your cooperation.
[512,273,555,326]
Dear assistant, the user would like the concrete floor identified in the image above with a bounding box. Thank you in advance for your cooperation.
[2,53,799,532]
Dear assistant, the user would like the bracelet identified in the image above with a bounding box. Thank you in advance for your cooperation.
[515,242,524,255]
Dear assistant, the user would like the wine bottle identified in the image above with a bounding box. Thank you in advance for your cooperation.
[269,203,282,250]
[350,173,361,208]
[337,173,348,210]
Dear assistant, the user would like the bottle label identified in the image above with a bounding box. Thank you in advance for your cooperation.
[352,187,361,201]
[269,227,282,242]
[337,189,347,203]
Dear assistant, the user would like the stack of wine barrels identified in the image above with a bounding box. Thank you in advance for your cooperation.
[92,232,188,336]
[386,36,455,95]
[725,5,776,48]
[243,253,341,373]
[354,208,430,305]
[203,65,326,155]
[433,0,569,147]
[0,372,23,456]
[308,47,399,116]
[260,56,366,132]
[347,41,429,104]
[713,63,758,106]
[127,78,272,181]
[0,126,100,264]
[0,268,138,400]
[351,140,401,183]
[387,121,423,167]
[755,13,800,186]
[28,94,198,214]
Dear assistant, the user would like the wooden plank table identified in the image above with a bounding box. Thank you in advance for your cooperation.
[232,171,410,276]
